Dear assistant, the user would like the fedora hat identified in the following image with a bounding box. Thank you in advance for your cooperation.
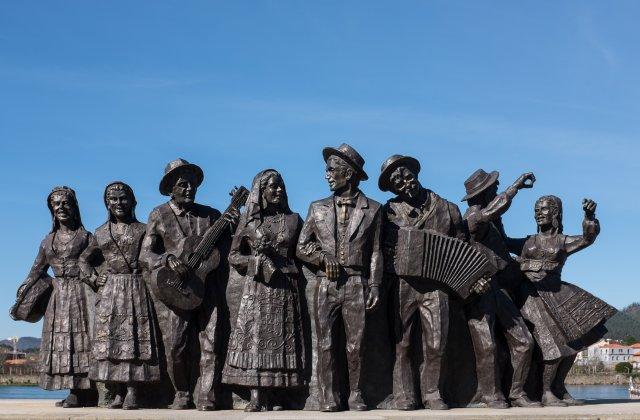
[322,143,369,181]
[159,158,204,196]
[378,154,421,192]
[461,169,499,201]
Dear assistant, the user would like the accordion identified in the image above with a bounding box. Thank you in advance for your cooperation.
[392,228,495,298]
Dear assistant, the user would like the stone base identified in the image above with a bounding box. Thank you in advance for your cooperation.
[2,399,640,419]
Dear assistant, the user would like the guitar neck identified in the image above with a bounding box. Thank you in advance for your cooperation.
[186,188,247,269]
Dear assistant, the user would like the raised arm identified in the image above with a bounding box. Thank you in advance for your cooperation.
[565,199,600,255]
[467,172,535,236]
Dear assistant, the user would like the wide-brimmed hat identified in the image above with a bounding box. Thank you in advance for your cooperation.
[322,143,368,181]
[159,158,204,196]
[461,169,499,201]
[378,154,421,192]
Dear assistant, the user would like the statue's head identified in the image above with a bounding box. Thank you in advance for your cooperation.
[378,155,422,201]
[259,170,287,210]
[47,186,82,231]
[535,195,563,233]
[104,181,137,223]
[322,143,368,193]
[462,169,500,206]
[159,158,204,207]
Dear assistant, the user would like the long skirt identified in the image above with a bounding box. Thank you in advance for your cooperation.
[519,274,616,361]
[39,276,92,390]
[89,273,160,383]
[222,274,304,388]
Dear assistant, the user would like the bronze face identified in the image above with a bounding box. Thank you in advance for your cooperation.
[106,188,133,222]
[389,166,420,200]
[325,156,353,192]
[49,192,76,224]
[262,174,285,208]
[171,171,199,206]
[534,198,555,229]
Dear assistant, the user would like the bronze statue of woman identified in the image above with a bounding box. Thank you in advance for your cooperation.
[18,186,94,407]
[222,169,305,411]
[80,182,160,409]
[514,196,616,406]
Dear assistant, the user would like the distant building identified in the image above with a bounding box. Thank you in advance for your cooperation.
[577,339,640,366]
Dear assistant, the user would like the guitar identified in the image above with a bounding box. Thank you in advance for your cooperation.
[152,186,249,310]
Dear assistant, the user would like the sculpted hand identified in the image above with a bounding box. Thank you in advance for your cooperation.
[514,172,535,189]
[366,285,380,311]
[583,198,597,219]
[95,273,109,288]
[471,277,491,295]
[223,208,240,228]
[322,253,341,280]
[167,255,189,278]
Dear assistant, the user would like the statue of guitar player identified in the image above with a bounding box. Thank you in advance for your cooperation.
[379,155,487,411]
[140,158,240,410]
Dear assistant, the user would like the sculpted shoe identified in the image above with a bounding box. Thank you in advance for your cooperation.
[348,390,367,411]
[425,398,449,410]
[62,393,80,408]
[244,401,262,412]
[169,392,191,410]
[487,399,509,409]
[397,401,418,410]
[561,394,585,406]
[198,402,216,411]
[122,388,138,410]
[108,394,124,409]
[54,399,65,407]
[542,391,568,407]
[320,404,340,412]
[510,395,543,407]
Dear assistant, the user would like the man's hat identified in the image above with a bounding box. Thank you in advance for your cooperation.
[322,143,369,181]
[159,158,204,196]
[378,154,421,192]
[461,169,499,201]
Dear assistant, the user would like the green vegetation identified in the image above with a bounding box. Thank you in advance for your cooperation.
[615,362,633,374]
[605,303,640,340]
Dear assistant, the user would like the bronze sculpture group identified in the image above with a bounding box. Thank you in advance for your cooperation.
[11,144,616,411]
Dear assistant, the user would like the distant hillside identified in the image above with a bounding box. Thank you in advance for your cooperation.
[605,303,640,341]
[0,336,41,351]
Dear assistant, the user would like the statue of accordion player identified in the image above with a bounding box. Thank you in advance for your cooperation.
[379,155,492,411]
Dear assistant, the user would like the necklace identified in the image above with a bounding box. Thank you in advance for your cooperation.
[262,213,285,244]
[52,229,78,256]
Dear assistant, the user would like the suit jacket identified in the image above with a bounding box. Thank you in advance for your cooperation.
[296,192,383,286]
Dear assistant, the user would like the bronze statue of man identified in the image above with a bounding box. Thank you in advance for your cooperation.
[140,158,238,410]
[296,143,382,412]
[462,169,541,408]
[379,155,466,411]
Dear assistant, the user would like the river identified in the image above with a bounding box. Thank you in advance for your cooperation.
[0,384,632,401]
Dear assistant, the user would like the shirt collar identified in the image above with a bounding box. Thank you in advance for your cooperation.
[169,200,195,217]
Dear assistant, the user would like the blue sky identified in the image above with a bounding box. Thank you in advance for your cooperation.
[1,1,638,338]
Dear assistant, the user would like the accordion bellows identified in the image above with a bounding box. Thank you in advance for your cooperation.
[393,229,495,298]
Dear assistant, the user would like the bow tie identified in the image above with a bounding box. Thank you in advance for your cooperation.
[336,197,356,207]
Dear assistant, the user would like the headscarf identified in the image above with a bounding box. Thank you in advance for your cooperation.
[47,186,83,232]
[536,195,563,233]
[103,181,139,223]
[241,169,291,228]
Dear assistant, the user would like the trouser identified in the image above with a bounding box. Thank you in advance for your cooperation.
[314,275,366,407]
[155,295,219,405]
[392,277,449,405]
[465,286,533,402]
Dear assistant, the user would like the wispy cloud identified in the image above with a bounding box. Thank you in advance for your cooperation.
[0,64,203,91]
[579,12,619,71]
[228,97,638,166]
